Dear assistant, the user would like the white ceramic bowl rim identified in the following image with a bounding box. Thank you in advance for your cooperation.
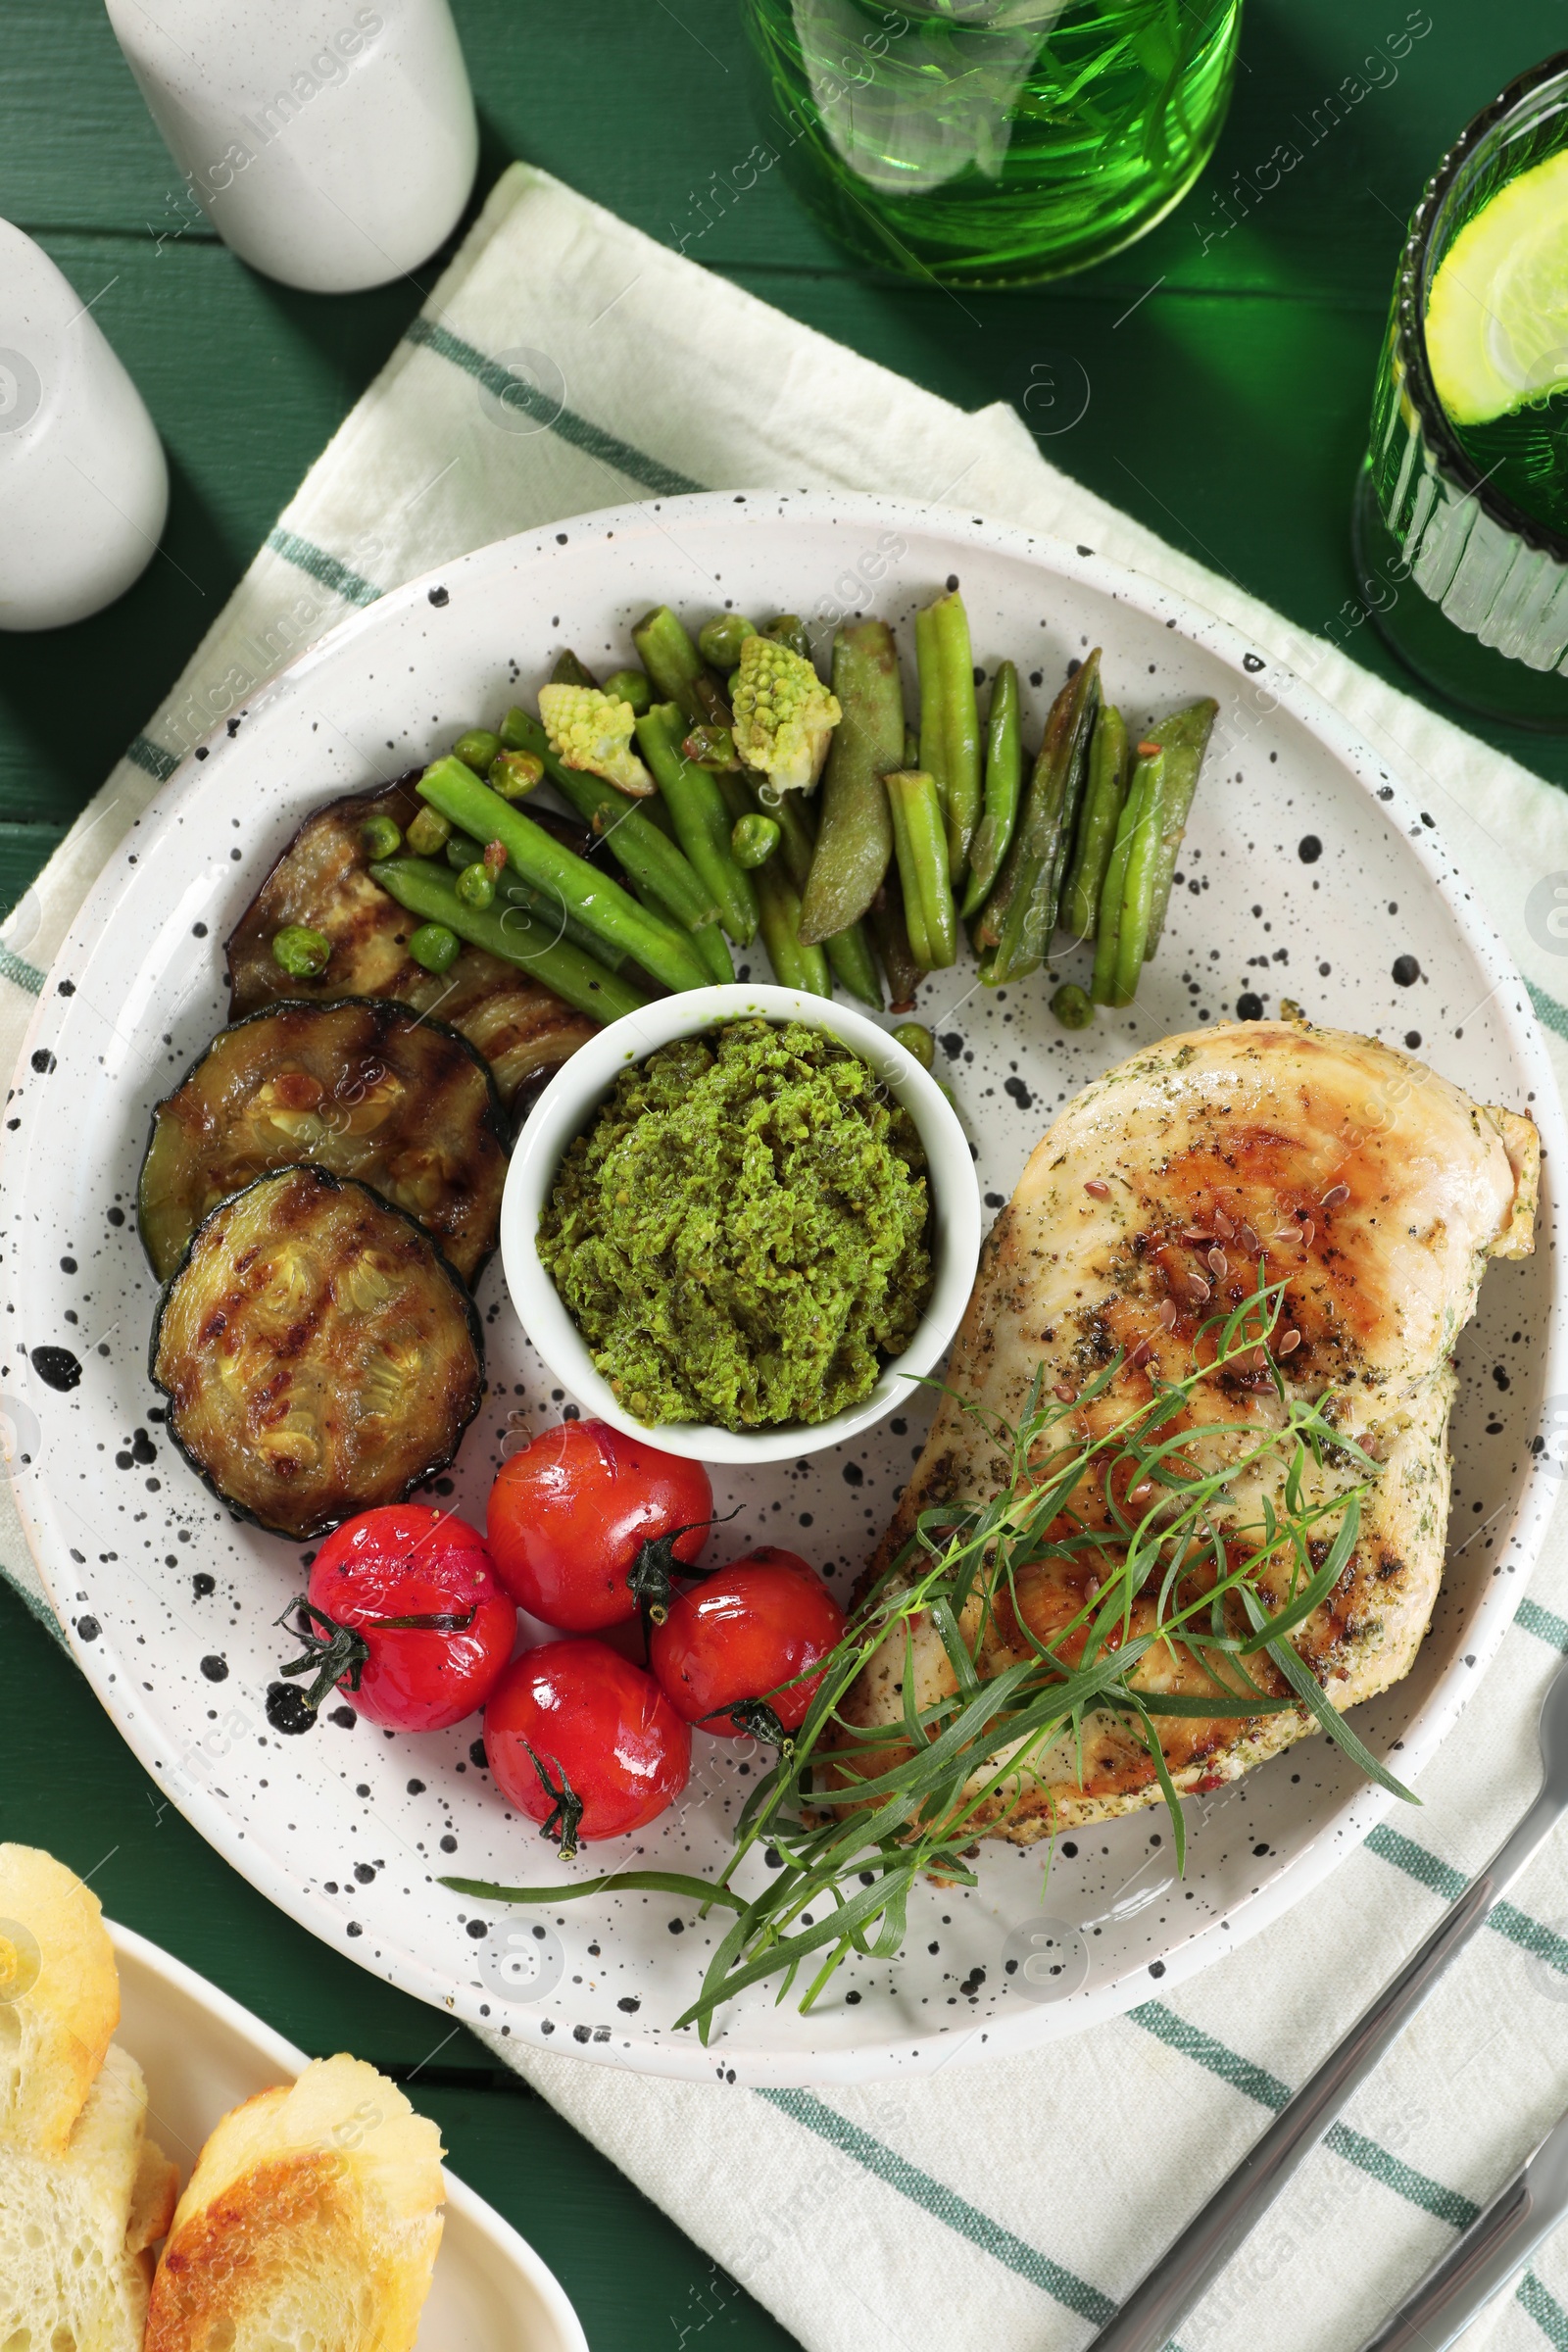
[500,984,984,1465]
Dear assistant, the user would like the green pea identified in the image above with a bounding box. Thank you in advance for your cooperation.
[602,668,652,714]
[409,922,460,974]
[1051,982,1094,1031]
[360,813,402,861]
[270,924,331,981]
[456,861,496,910]
[406,806,452,857]
[453,728,503,774]
[489,749,543,800]
[731,813,780,870]
[892,1021,936,1072]
[697,613,758,670]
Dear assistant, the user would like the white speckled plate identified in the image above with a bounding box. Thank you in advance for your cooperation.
[4,493,1563,2087]
[110,1919,586,2349]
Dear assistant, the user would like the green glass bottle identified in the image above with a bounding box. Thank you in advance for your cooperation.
[739,0,1243,288]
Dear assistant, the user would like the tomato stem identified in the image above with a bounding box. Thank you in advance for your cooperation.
[627,1506,741,1629]
[275,1594,479,1715]
[521,1740,586,1862]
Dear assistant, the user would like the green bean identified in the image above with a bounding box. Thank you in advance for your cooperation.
[360,812,403,862]
[416,757,707,994]
[453,727,503,775]
[1058,703,1129,943]
[732,813,779,869]
[884,769,956,968]
[375,858,648,1024]
[903,726,920,771]
[603,668,652,714]
[500,708,719,933]
[960,660,1022,918]
[913,606,948,822]
[1089,781,1138,1007]
[687,917,737,984]
[753,859,832,997]
[823,924,883,1007]
[271,924,331,980]
[1051,981,1094,1030]
[635,705,760,946]
[1111,749,1167,1004]
[698,613,757,669]
[764,614,810,662]
[499,876,626,967]
[1143,698,1218,954]
[799,619,901,946]
[866,877,923,1013]
[550,650,599,689]
[632,607,710,725]
[408,921,459,975]
[445,829,484,870]
[489,749,544,800]
[918,592,981,883]
[892,1021,935,1071]
[976,651,1101,984]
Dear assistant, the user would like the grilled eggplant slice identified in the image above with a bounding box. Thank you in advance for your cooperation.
[151,1164,483,1542]
[225,779,596,1108]
[138,999,507,1287]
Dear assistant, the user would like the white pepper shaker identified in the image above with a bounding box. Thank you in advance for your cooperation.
[0,220,170,633]
[104,0,478,295]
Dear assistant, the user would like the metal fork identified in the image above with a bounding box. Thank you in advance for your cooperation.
[1085,1651,1568,2352]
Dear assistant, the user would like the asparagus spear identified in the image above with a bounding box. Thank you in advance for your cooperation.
[1058,703,1129,943]
[635,704,761,946]
[799,620,902,946]
[372,858,648,1025]
[975,650,1102,985]
[916,591,981,884]
[500,707,718,933]
[551,649,599,689]
[1089,773,1140,1006]
[884,769,957,968]
[960,659,1022,918]
[416,758,708,994]
[1143,697,1218,954]
[1110,748,1167,1004]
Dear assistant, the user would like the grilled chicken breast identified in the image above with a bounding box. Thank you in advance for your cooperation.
[840,1021,1538,1838]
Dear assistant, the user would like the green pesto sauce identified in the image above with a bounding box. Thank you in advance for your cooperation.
[538,1018,933,1431]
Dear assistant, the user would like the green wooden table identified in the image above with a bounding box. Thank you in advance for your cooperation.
[3,5,1565,2340]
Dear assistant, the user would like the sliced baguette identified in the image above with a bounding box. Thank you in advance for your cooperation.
[0,2041,178,2352]
[0,1841,121,2153]
[146,2052,445,2351]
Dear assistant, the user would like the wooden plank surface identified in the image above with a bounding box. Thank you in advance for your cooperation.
[3,5,1565,2343]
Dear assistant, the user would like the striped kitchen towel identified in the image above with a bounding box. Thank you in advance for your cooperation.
[7,160,1568,2352]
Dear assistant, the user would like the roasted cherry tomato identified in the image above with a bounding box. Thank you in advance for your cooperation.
[485,1419,712,1632]
[484,1638,691,1851]
[649,1548,846,1740]
[281,1505,516,1733]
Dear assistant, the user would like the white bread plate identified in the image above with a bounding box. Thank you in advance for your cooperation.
[109,1918,587,2352]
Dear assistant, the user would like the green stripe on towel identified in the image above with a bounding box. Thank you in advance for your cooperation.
[1521,2270,1568,2350]
[1527,980,1568,1046]
[758,2087,1117,2326]
[404,317,709,499]
[0,943,44,996]
[1518,1597,1568,1653]
[265,528,383,608]
[125,733,179,780]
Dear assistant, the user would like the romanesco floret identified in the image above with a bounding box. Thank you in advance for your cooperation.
[729,636,842,794]
[538,682,654,797]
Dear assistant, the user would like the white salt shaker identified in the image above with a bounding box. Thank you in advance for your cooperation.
[0,221,170,633]
[104,0,478,294]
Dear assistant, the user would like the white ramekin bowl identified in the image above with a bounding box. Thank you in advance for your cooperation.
[499,983,982,1465]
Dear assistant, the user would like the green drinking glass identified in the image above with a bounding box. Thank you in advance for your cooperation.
[1354,52,1568,731]
[738,0,1244,288]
